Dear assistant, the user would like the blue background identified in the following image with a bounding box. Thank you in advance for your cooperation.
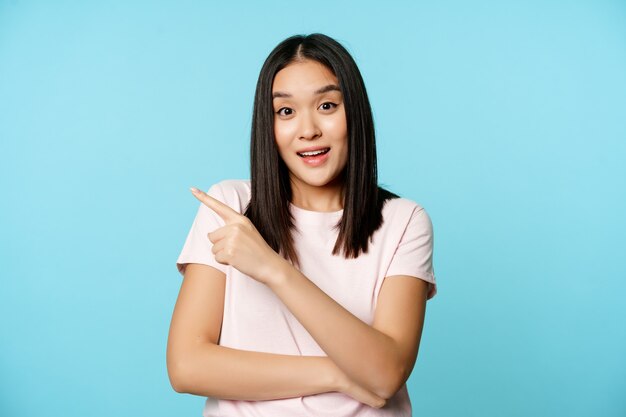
[1,1,625,416]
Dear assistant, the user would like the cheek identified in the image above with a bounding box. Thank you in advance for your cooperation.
[273,124,290,155]
[323,121,348,163]
[320,111,348,139]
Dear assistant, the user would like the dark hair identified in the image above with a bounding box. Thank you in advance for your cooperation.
[244,33,397,265]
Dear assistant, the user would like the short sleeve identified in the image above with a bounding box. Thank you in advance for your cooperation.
[385,206,437,299]
[175,183,229,276]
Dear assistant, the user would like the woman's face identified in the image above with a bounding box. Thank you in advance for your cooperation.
[272,59,348,193]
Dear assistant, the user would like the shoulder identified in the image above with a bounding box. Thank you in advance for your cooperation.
[381,196,433,234]
[206,179,251,214]
[382,195,428,219]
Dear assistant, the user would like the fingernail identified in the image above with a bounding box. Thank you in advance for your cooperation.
[190,187,199,194]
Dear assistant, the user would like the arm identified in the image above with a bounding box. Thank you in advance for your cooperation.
[166,263,386,407]
[187,188,431,401]
[268,265,429,400]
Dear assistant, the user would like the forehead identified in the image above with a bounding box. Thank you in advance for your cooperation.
[272,60,338,93]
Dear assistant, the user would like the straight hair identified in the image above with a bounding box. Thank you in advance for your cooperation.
[245,33,397,265]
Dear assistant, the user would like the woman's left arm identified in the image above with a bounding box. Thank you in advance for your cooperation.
[269,265,429,400]
[190,188,429,400]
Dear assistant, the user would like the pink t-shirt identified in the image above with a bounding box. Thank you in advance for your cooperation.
[176,179,437,417]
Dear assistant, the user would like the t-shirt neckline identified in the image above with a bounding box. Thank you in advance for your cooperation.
[289,202,343,225]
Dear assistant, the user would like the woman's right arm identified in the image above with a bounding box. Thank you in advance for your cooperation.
[166,263,385,407]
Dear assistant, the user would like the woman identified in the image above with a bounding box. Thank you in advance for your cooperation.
[167,33,437,417]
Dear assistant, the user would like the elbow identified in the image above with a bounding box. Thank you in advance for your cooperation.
[167,343,221,396]
[170,379,186,394]
[167,359,188,393]
[169,374,187,394]
[372,362,409,400]
[167,350,193,394]
[376,375,406,401]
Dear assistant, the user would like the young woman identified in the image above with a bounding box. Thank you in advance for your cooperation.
[167,33,437,417]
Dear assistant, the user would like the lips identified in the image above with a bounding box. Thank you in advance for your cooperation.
[296,147,330,157]
[295,146,332,167]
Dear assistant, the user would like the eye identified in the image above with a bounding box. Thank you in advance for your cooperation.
[276,107,293,116]
[319,102,337,111]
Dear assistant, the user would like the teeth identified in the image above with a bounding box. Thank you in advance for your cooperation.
[298,148,329,157]
[302,150,324,156]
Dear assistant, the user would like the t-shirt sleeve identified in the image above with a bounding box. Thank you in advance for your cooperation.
[385,205,437,299]
[175,183,229,276]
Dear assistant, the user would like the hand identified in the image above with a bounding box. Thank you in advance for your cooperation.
[190,187,285,284]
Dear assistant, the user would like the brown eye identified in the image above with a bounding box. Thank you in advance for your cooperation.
[277,107,293,116]
[319,102,336,111]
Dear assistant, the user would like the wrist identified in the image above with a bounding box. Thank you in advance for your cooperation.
[319,357,344,393]
[264,255,291,288]
[324,358,348,393]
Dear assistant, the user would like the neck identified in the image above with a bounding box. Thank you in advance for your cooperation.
[289,176,344,212]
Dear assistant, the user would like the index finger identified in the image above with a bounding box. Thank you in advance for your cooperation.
[190,187,241,223]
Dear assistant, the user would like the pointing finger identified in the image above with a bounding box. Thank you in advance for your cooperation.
[190,187,241,223]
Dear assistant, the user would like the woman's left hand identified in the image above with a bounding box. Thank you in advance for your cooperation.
[190,187,285,285]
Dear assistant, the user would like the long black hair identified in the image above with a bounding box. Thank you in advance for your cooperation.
[245,33,397,265]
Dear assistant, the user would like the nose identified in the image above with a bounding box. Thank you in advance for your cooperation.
[298,112,321,141]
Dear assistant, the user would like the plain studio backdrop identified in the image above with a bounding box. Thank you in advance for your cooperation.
[1,1,625,416]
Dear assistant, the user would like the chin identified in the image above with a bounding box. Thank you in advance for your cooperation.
[308,180,334,188]
[297,173,342,188]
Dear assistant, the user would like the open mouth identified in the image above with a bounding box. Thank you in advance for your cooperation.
[297,148,330,157]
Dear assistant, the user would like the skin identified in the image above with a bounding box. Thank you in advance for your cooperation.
[166,60,429,408]
[272,59,348,211]
[167,263,383,406]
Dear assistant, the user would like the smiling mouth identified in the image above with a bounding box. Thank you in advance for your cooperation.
[297,148,330,157]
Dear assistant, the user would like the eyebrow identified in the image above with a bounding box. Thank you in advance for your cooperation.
[272,84,341,99]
